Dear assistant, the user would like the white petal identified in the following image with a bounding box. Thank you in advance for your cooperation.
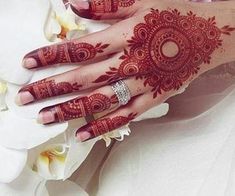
[0,146,27,183]
[0,0,51,85]
[35,144,68,180]
[80,19,110,33]
[44,11,62,42]
[50,0,66,14]
[0,167,46,196]
[63,119,98,179]
[46,180,88,196]
[133,103,169,122]
[0,110,67,149]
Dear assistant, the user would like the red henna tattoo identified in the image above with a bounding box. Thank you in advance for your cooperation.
[70,0,136,19]
[19,79,82,101]
[25,42,109,68]
[76,112,137,139]
[94,9,235,98]
[40,93,119,123]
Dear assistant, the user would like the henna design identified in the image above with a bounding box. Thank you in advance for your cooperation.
[70,0,136,19]
[76,112,137,138]
[25,42,109,68]
[19,79,82,101]
[40,93,119,123]
[94,9,235,98]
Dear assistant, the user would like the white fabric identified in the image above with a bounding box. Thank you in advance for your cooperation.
[94,63,235,196]
[72,63,235,196]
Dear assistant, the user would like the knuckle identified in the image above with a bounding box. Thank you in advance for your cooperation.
[75,71,93,88]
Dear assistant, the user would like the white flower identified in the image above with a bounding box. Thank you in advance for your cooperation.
[45,0,87,41]
[0,0,170,195]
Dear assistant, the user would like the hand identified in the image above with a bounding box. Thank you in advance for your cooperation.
[16,0,235,142]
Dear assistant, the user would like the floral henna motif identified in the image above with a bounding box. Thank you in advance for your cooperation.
[76,112,137,138]
[40,93,119,123]
[70,0,136,19]
[25,42,109,68]
[19,79,82,101]
[94,9,235,98]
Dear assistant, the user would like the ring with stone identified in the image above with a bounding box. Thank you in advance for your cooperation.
[111,80,131,106]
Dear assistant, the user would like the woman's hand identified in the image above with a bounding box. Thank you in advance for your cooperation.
[16,0,235,142]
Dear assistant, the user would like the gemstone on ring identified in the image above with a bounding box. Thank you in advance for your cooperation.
[111,80,131,106]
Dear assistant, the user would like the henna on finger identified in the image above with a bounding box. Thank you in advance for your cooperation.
[70,0,136,19]
[38,93,118,124]
[93,9,235,98]
[23,42,109,69]
[16,79,82,105]
[76,112,137,141]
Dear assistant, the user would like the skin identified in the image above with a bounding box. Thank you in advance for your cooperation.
[16,0,235,142]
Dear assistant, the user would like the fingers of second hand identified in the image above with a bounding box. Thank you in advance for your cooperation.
[22,41,110,69]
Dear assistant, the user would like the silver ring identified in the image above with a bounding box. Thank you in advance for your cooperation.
[111,80,131,106]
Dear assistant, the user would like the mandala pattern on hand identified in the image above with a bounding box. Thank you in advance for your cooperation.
[40,93,119,123]
[25,42,109,68]
[77,112,137,138]
[94,9,235,98]
[19,79,82,101]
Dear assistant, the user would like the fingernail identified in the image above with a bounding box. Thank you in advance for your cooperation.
[37,111,55,124]
[76,131,92,142]
[69,0,91,18]
[22,58,37,68]
[69,0,89,10]
[15,91,34,105]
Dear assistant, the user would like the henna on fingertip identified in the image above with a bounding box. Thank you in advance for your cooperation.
[16,79,82,105]
[23,42,109,69]
[37,93,118,124]
[76,112,137,142]
[69,0,136,19]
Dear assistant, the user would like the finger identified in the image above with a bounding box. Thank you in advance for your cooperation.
[17,51,147,105]
[16,54,122,105]
[22,18,133,69]
[75,91,165,142]
[69,0,139,20]
[37,77,151,124]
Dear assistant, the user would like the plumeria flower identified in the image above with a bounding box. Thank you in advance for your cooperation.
[0,0,169,195]
[46,0,88,41]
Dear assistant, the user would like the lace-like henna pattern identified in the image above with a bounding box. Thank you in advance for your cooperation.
[19,80,82,101]
[25,42,109,68]
[70,0,136,19]
[94,9,235,97]
[40,93,119,123]
[76,112,137,138]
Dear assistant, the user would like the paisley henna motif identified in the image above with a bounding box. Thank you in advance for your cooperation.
[93,9,235,98]
[76,112,137,139]
[70,0,136,19]
[40,93,119,123]
[25,42,109,68]
[19,79,82,101]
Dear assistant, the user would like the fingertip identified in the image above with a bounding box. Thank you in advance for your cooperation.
[37,110,55,124]
[22,58,37,69]
[69,0,89,10]
[15,91,34,106]
[70,0,92,19]
[76,131,92,142]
